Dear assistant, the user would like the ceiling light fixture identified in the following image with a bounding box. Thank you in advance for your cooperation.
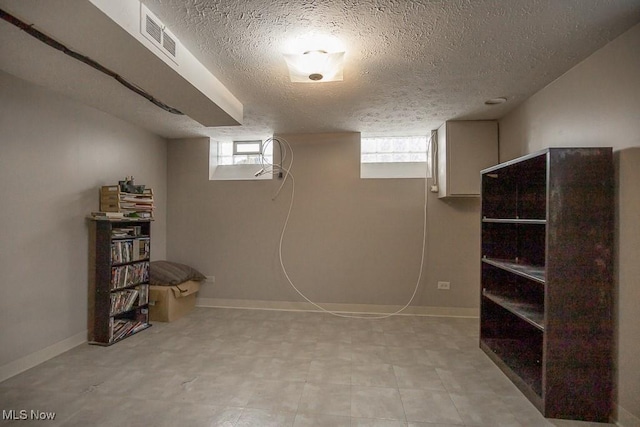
[283,49,345,83]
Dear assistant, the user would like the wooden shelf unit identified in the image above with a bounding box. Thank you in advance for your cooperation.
[480,147,614,421]
[88,218,152,345]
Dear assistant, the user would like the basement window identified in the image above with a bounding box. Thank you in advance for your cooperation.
[210,140,273,180]
[233,140,263,156]
[360,136,431,179]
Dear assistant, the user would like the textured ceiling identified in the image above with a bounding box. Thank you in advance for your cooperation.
[139,0,640,140]
[2,1,640,141]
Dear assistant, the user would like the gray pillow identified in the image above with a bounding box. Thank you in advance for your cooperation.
[150,260,206,286]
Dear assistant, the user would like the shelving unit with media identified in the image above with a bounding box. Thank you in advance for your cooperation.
[88,218,152,345]
[480,147,614,421]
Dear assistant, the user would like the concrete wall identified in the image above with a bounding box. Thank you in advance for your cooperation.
[499,22,640,426]
[0,71,167,376]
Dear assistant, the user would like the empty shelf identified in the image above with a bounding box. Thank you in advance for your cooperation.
[482,258,545,284]
[483,218,546,225]
[483,291,544,331]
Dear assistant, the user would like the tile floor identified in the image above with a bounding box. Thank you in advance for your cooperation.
[0,307,614,426]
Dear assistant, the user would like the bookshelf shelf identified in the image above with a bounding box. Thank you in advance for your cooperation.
[481,258,545,283]
[88,218,152,345]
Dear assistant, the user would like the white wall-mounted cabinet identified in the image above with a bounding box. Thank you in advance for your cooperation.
[436,121,498,198]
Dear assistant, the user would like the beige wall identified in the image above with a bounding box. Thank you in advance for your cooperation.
[0,71,167,368]
[167,133,482,313]
[499,23,640,425]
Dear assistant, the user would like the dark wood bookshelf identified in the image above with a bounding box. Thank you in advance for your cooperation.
[88,218,152,346]
[480,148,614,422]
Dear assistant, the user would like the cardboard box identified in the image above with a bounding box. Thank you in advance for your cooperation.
[149,280,200,322]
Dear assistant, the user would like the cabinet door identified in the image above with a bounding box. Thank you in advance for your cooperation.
[438,121,498,198]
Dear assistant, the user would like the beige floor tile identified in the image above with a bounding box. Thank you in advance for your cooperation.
[392,365,446,391]
[245,379,305,412]
[297,382,352,416]
[235,408,296,427]
[351,330,388,346]
[351,386,405,421]
[307,359,352,384]
[399,388,463,425]
[352,417,408,426]
[351,344,391,364]
[159,373,257,407]
[385,347,433,367]
[351,362,397,387]
[449,392,522,426]
[293,412,351,427]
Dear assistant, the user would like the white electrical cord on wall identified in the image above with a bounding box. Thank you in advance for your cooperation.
[260,136,431,319]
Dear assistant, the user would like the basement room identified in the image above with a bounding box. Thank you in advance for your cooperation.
[0,1,639,426]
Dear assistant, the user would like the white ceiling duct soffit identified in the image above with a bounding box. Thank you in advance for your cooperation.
[140,4,177,64]
[88,0,242,127]
[0,0,242,133]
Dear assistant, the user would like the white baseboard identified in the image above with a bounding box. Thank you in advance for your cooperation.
[196,298,479,318]
[0,330,87,383]
[617,404,640,427]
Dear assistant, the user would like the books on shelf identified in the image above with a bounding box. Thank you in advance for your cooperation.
[110,288,138,315]
[91,211,125,219]
[134,239,151,261]
[109,318,148,342]
[138,284,149,305]
[110,238,150,264]
[110,262,149,290]
[109,284,148,316]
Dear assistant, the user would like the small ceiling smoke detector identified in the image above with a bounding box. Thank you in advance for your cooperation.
[283,49,345,83]
[485,97,508,105]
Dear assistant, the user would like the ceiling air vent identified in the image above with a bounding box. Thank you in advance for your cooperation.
[140,4,178,64]
[145,14,162,43]
[162,31,176,57]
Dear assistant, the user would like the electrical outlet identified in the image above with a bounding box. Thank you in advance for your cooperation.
[205,275,215,283]
[437,281,450,290]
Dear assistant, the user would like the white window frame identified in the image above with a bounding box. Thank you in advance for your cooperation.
[360,136,431,179]
[210,139,274,181]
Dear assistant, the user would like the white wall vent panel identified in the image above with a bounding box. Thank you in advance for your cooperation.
[162,31,176,57]
[140,4,178,64]
[144,14,161,43]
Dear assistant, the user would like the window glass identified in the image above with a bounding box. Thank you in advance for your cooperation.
[360,136,431,179]
[218,141,273,166]
[361,136,428,163]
